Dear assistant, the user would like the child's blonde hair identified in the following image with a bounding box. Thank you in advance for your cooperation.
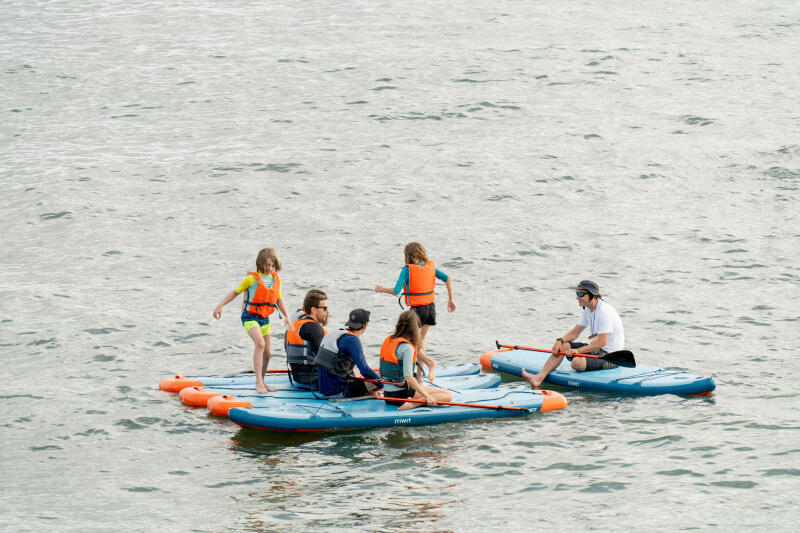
[403,242,428,265]
[255,248,282,273]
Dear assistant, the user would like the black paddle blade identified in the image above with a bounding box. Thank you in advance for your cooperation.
[601,350,636,368]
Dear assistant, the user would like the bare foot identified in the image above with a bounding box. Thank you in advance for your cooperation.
[256,381,275,394]
[397,402,416,410]
[521,368,542,389]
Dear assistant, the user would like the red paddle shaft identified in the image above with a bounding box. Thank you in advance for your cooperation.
[498,344,603,359]
[377,396,529,411]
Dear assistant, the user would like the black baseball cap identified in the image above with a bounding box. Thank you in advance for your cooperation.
[576,280,601,296]
[345,308,370,329]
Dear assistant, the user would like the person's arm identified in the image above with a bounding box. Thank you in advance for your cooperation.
[396,344,434,404]
[444,278,455,312]
[396,342,422,381]
[574,306,613,353]
[434,268,455,312]
[213,290,239,319]
[374,285,396,295]
[574,333,609,354]
[404,375,436,406]
[343,336,382,386]
[214,276,253,319]
[554,325,586,356]
[276,298,291,328]
[375,266,409,296]
[300,322,325,354]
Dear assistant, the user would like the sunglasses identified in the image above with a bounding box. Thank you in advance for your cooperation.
[576,291,587,297]
[315,306,328,311]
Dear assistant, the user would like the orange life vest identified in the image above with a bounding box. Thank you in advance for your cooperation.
[285,313,327,365]
[404,261,435,307]
[241,271,280,318]
[379,335,417,383]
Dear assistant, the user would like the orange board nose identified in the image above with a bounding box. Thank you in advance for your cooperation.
[179,386,221,407]
[538,390,568,412]
[207,395,253,417]
[159,375,205,392]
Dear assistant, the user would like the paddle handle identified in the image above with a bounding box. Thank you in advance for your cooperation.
[377,396,527,411]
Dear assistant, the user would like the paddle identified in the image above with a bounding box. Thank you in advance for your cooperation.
[225,367,382,377]
[377,395,532,412]
[223,369,292,377]
[495,341,636,368]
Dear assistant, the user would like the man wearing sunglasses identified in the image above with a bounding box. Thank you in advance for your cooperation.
[523,280,625,388]
[284,289,330,390]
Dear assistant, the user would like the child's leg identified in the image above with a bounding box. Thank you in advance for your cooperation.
[261,335,276,391]
[418,324,434,380]
[416,350,436,382]
[247,326,269,393]
[425,384,452,403]
[398,385,452,410]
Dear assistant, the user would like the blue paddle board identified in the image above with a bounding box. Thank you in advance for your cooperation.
[480,348,715,396]
[228,386,567,431]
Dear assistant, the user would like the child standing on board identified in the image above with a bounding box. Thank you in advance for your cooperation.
[213,248,291,393]
[375,242,455,382]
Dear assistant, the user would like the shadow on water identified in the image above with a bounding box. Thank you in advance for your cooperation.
[230,426,348,454]
[230,424,463,457]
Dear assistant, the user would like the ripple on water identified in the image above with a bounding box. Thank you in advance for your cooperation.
[707,480,758,489]
[39,211,72,220]
[84,328,119,335]
[440,257,473,268]
[543,462,603,472]
[30,445,63,451]
[114,417,163,430]
[681,115,715,127]
[763,468,800,476]
[628,434,684,447]
[580,481,628,492]
[75,428,110,438]
[519,482,549,492]
[123,486,160,492]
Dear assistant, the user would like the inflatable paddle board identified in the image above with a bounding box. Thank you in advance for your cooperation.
[177,373,502,414]
[159,363,481,393]
[228,386,567,431]
[480,348,715,395]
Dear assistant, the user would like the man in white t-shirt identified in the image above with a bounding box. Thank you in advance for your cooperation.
[523,280,625,388]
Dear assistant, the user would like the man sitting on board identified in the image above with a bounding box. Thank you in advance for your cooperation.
[523,280,625,388]
[284,289,329,390]
[315,309,383,398]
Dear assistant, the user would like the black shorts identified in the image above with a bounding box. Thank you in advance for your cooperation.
[343,378,370,398]
[567,342,617,371]
[411,303,436,326]
[383,385,413,405]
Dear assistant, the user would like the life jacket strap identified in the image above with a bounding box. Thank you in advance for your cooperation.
[244,301,277,307]
[398,290,434,309]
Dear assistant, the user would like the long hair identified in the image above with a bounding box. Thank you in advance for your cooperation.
[255,248,282,273]
[302,289,327,314]
[403,242,428,265]
[391,309,422,350]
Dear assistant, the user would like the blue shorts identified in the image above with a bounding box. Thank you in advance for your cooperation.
[241,313,270,336]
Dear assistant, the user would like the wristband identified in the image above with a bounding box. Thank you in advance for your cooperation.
[556,338,564,343]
